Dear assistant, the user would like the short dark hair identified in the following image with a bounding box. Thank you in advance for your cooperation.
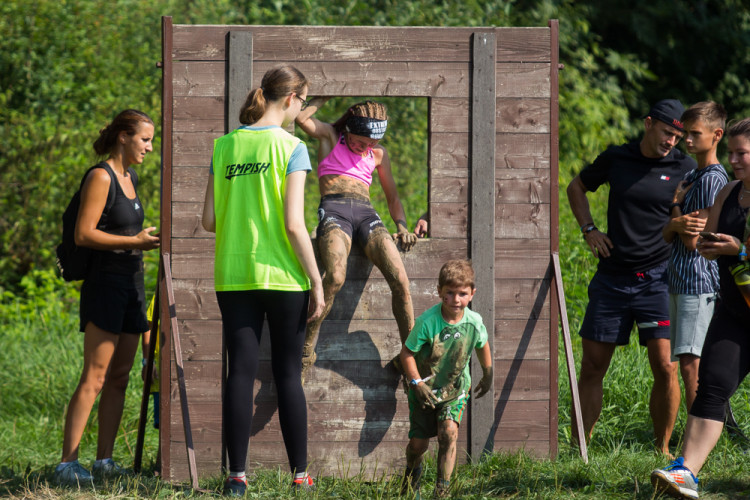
[681,101,727,131]
[438,259,475,289]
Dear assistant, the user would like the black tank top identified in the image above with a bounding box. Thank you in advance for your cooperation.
[716,182,750,324]
[89,164,145,281]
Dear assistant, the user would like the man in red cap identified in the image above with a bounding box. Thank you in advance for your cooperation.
[567,99,699,456]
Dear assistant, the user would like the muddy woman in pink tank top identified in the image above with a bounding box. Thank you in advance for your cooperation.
[295,99,417,383]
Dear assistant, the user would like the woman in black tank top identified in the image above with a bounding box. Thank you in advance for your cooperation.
[54,110,160,485]
[651,118,750,498]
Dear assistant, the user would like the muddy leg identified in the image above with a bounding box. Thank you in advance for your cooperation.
[302,228,351,382]
[364,229,414,345]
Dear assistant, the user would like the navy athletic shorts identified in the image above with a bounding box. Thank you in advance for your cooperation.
[579,261,670,346]
[316,193,388,247]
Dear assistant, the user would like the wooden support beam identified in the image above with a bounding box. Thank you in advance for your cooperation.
[227,31,253,133]
[468,31,496,460]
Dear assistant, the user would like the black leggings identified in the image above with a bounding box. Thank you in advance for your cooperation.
[217,289,309,473]
[690,302,750,422]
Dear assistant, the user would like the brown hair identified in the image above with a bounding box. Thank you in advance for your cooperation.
[93,109,153,156]
[681,101,727,131]
[727,117,750,141]
[438,259,475,289]
[239,65,308,125]
[332,100,388,135]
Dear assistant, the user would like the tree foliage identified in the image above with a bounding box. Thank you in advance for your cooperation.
[2,0,750,295]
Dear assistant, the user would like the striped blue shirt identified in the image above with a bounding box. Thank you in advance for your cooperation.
[667,163,728,294]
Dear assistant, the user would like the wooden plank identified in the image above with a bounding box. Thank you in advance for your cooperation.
[495,203,551,239]
[495,278,551,321]
[495,239,550,280]
[171,26,550,63]
[174,60,471,98]
[469,31,496,460]
[172,202,212,238]
[494,319,550,360]
[428,202,551,240]
[496,63,551,98]
[430,132,550,174]
[169,236,467,280]
[173,60,549,99]
[497,132,550,169]
[166,438,550,481]
[169,277,549,322]
[431,97,550,134]
[431,168,550,204]
[172,315,553,367]
[172,278,443,321]
[169,398,549,446]
[548,19,561,459]
[172,115,551,170]
[227,31,253,132]
[160,15,174,480]
[173,128,220,167]
[428,202,468,239]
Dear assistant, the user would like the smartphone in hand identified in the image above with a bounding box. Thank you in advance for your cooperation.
[699,231,722,242]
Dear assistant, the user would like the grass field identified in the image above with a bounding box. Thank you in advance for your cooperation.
[2,200,750,498]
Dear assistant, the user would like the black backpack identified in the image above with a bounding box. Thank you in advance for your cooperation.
[56,162,117,281]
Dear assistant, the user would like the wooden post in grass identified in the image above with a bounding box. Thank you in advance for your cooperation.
[134,262,161,473]
[552,252,588,463]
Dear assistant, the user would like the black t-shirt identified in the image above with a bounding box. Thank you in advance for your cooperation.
[579,140,696,274]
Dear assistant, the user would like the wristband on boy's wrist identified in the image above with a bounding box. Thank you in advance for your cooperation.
[669,202,681,211]
[409,378,422,386]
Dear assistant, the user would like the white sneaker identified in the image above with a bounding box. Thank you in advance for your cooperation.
[54,460,93,487]
[651,457,699,499]
[92,458,130,478]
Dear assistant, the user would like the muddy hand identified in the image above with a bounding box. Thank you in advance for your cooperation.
[474,366,493,398]
[413,382,439,409]
[393,230,418,251]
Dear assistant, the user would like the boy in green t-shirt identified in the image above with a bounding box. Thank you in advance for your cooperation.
[399,260,493,498]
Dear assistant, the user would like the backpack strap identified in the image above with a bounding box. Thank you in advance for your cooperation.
[98,162,118,216]
[80,162,117,221]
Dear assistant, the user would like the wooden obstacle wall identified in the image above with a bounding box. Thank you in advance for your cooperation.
[159,18,559,481]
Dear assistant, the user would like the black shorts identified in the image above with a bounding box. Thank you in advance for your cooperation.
[316,194,388,247]
[579,261,670,346]
[79,272,148,334]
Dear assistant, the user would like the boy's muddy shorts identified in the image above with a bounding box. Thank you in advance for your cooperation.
[407,390,469,439]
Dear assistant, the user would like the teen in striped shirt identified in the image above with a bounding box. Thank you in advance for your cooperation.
[662,101,728,412]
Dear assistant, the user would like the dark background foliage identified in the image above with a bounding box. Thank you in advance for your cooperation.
[2,0,749,296]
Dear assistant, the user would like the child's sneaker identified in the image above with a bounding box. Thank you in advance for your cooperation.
[92,458,130,478]
[53,460,93,487]
[400,464,423,496]
[433,478,450,499]
[223,476,247,497]
[651,457,699,499]
[292,474,314,492]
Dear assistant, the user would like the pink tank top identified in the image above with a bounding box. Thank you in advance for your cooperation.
[317,134,377,186]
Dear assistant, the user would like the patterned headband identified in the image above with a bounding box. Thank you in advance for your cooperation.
[345,116,388,139]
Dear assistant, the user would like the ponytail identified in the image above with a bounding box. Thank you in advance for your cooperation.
[238,65,308,126]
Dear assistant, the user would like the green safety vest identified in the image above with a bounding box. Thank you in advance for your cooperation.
[212,127,310,292]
